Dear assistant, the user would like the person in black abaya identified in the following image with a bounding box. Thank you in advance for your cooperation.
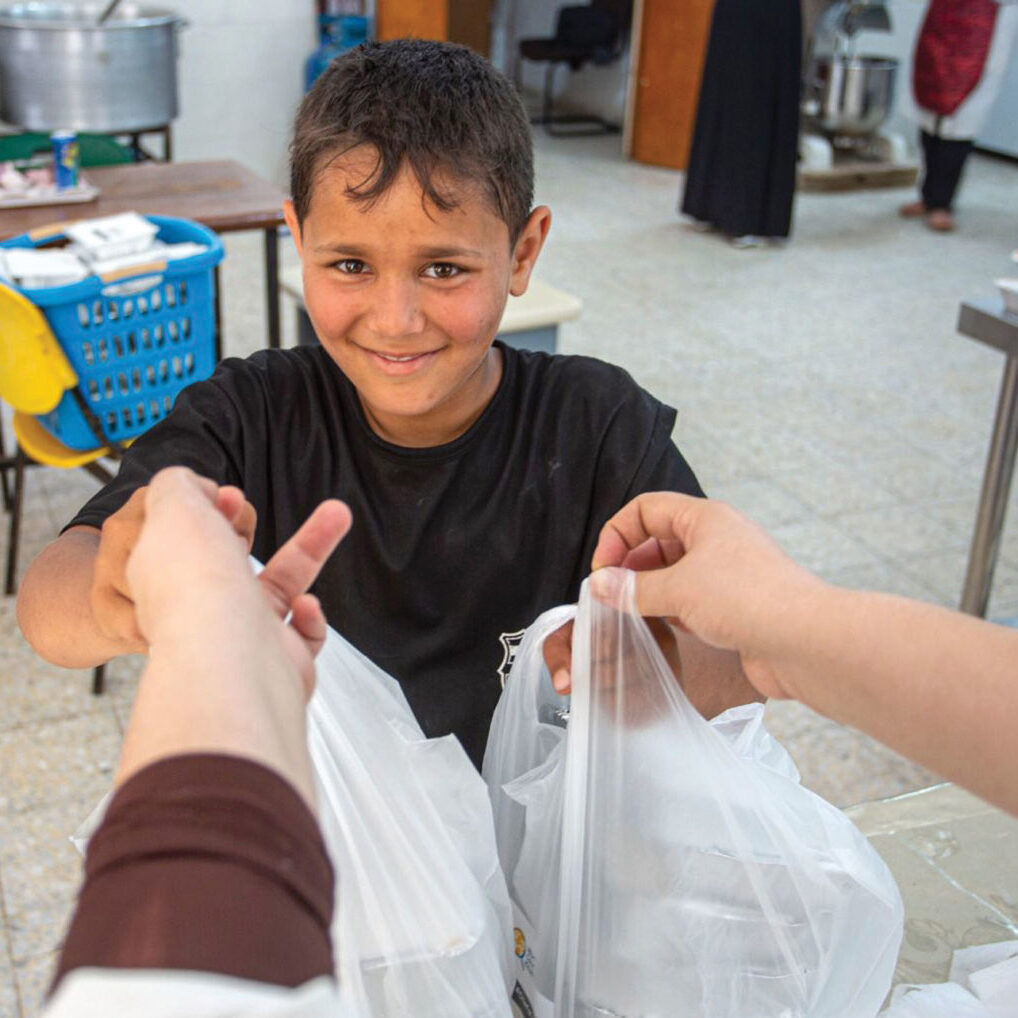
[680,0,802,247]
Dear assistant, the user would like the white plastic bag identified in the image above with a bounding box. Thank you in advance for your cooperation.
[301,625,514,1017]
[484,574,904,1018]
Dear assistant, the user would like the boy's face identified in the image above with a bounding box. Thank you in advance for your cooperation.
[283,149,549,447]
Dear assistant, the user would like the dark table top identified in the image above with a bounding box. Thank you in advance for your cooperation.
[0,159,286,239]
[957,296,1018,357]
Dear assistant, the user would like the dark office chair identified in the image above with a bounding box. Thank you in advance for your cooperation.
[518,2,630,136]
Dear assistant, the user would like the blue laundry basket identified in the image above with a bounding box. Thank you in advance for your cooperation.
[0,215,224,451]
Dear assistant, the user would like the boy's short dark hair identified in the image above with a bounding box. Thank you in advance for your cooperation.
[290,38,534,242]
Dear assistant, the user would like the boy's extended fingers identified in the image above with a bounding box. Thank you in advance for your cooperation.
[146,472,257,554]
[289,592,328,657]
[215,485,258,549]
[259,500,352,617]
[542,620,573,694]
[93,587,147,651]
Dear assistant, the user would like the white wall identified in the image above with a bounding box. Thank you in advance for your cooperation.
[0,2,317,187]
[980,43,1018,157]
[170,0,316,187]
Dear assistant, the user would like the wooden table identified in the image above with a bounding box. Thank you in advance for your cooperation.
[0,159,287,351]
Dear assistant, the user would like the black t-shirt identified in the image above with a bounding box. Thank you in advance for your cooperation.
[70,342,703,766]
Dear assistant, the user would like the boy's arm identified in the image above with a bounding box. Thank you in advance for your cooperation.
[17,525,133,668]
[18,486,257,669]
[18,365,263,668]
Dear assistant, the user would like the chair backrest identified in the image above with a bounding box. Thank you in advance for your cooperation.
[0,132,134,167]
[593,0,633,35]
[556,5,619,50]
[0,283,77,415]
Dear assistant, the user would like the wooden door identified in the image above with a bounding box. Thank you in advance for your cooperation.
[376,0,494,53]
[628,0,715,169]
[448,0,494,56]
[376,0,448,41]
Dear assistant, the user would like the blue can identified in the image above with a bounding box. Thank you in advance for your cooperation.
[51,130,80,190]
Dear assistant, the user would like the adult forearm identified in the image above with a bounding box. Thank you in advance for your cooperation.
[773,585,1018,814]
[16,529,125,668]
[119,627,316,809]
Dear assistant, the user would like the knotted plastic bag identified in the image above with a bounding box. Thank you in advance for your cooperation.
[484,573,904,1018]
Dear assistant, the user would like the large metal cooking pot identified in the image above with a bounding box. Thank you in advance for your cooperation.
[0,2,184,132]
[806,54,897,136]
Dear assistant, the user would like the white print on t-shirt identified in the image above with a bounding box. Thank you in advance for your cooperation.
[497,630,526,688]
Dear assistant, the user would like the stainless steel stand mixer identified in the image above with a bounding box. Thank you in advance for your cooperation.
[800,0,914,178]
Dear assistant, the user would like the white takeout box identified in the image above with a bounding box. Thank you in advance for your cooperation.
[65,212,159,262]
[2,247,90,289]
[83,240,208,278]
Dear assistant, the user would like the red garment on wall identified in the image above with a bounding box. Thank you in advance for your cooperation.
[913,0,999,115]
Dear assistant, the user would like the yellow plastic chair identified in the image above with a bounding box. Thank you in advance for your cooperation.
[0,282,117,694]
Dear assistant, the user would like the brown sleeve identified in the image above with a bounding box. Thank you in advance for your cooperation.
[52,753,335,995]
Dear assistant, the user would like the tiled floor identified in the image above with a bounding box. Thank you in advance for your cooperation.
[2,134,1017,1013]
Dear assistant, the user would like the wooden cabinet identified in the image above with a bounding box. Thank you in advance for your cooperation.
[627,0,715,169]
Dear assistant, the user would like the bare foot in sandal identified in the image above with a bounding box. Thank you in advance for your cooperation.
[927,209,955,232]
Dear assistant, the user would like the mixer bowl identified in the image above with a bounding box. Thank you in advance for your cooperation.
[806,54,897,136]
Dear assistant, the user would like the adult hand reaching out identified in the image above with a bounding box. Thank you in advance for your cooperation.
[588,492,823,701]
[88,481,259,656]
[128,468,351,688]
[118,467,352,804]
[50,467,352,1003]
[583,491,1018,817]
[542,493,766,715]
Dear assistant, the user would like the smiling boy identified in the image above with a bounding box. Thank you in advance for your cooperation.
[288,144,523,449]
[18,40,719,767]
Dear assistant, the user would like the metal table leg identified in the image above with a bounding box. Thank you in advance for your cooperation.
[961,354,1018,616]
[5,446,26,596]
[265,227,281,350]
[214,263,223,362]
[0,415,12,512]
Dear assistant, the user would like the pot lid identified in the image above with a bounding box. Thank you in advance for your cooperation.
[0,2,180,28]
